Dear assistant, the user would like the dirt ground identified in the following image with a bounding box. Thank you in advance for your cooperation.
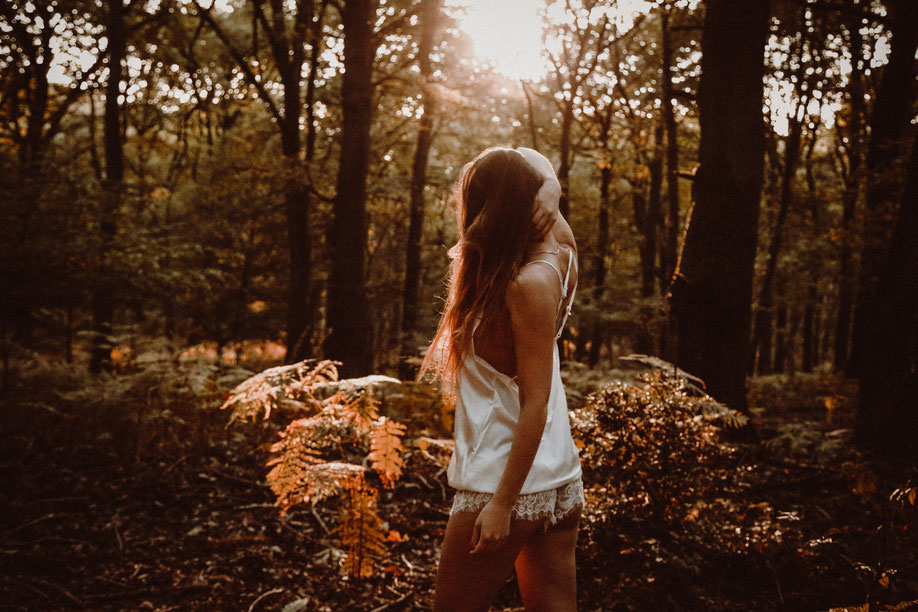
[1,372,917,611]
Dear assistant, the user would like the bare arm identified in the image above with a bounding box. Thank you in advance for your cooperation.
[469,268,557,554]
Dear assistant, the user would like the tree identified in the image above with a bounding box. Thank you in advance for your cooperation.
[853,0,918,456]
[400,0,442,377]
[750,7,824,374]
[324,0,378,376]
[832,1,867,372]
[855,128,918,457]
[194,0,326,362]
[543,0,613,219]
[669,0,770,412]
[89,0,129,373]
[848,0,918,379]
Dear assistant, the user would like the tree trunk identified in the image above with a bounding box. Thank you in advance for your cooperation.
[90,0,126,374]
[282,106,312,361]
[324,0,376,376]
[668,0,769,413]
[856,129,918,457]
[648,125,664,295]
[589,159,613,367]
[772,297,788,373]
[833,13,865,373]
[848,0,918,378]
[521,80,539,150]
[264,0,313,362]
[558,103,574,219]
[400,0,441,379]
[660,8,680,289]
[751,26,809,374]
[801,286,816,372]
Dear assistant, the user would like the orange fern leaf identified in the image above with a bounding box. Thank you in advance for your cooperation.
[369,417,406,488]
[343,390,380,435]
[337,474,387,578]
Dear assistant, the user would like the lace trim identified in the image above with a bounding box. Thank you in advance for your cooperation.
[450,477,584,525]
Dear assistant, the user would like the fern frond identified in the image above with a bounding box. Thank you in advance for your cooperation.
[369,417,406,488]
[268,457,366,513]
[337,473,387,578]
[343,390,381,435]
[221,359,340,424]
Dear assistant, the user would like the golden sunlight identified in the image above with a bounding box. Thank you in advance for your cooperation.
[447,0,654,81]
[446,0,550,81]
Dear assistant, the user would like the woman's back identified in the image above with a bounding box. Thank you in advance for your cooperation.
[474,216,577,378]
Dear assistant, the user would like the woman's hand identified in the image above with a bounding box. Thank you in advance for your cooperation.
[531,179,560,240]
[469,498,512,554]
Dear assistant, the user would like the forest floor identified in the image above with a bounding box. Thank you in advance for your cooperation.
[1,360,917,611]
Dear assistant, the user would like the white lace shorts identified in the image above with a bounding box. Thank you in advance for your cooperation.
[450,476,585,526]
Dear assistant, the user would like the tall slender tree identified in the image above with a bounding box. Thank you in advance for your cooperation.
[400,0,442,378]
[194,0,325,361]
[833,4,866,372]
[90,0,128,373]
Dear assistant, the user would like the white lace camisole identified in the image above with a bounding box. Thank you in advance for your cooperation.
[446,246,582,495]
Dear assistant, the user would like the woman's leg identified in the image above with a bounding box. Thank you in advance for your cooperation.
[434,511,545,612]
[514,506,581,611]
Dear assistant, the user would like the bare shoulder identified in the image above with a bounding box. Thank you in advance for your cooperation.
[506,265,559,328]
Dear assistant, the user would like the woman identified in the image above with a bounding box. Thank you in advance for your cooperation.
[422,147,583,611]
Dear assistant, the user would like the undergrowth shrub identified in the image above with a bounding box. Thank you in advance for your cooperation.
[1,340,250,461]
[572,374,746,525]
[571,374,788,605]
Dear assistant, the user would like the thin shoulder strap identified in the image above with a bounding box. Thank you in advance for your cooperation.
[561,247,575,298]
[524,259,564,287]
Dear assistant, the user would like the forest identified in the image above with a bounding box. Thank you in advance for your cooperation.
[1,0,917,609]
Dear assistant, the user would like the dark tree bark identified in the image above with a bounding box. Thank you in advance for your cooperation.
[648,126,664,296]
[660,7,681,288]
[668,0,769,412]
[558,104,574,219]
[400,0,441,379]
[324,0,376,376]
[589,139,614,367]
[258,0,316,361]
[801,288,816,372]
[772,296,788,373]
[848,0,918,377]
[833,10,865,372]
[856,129,918,457]
[90,0,127,373]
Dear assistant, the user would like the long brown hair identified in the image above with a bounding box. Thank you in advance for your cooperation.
[420,147,544,391]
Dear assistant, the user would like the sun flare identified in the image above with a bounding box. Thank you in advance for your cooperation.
[446,0,549,81]
[447,0,654,81]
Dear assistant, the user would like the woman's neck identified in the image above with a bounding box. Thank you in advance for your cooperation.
[527,235,561,257]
